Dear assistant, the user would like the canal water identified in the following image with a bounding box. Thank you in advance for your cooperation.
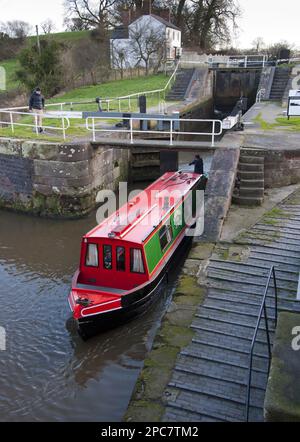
[0,208,188,422]
[0,153,213,422]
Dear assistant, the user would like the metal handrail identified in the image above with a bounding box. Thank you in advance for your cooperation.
[256,88,266,103]
[245,266,278,422]
[85,115,223,146]
[0,63,179,114]
[0,110,70,140]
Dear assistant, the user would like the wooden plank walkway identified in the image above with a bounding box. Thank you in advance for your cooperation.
[163,193,300,422]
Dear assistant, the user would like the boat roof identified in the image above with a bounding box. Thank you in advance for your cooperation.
[85,172,201,245]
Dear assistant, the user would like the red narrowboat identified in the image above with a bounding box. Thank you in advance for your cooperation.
[68,171,204,339]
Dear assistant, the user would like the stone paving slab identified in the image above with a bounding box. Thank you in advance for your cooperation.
[163,189,300,422]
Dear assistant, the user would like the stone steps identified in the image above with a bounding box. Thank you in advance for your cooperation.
[239,155,264,164]
[166,69,195,101]
[269,67,290,100]
[238,163,264,172]
[241,179,264,188]
[239,171,264,180]
[239,187,264,197]
[177,354,268,389]
[234,151,265,206]
[164,190,300,423]
[165,389,263,422]
[232,195,264,206]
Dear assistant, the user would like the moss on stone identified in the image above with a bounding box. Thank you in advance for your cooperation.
[124,401,165,423]
[264,312,300,421]
[188,242,215,260]
[173,294,202,306]
[125,264,208,422]
[174,274,203,297]
[263,207,291,219]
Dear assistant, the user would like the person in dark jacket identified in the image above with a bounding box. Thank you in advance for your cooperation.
[189,155,204,175]
[29,87,45,133]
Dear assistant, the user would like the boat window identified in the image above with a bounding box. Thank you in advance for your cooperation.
[159,224,173,251]
[85,243,99,267]
[116,246,126,271]
[130,249,145,274]
[103,245,112,270]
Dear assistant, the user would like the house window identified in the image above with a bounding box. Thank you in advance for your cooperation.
[130,249,145,274]
[103,245,112,270]
[159,225,173,251]
[85,243,99,267]
[116,246,126,271]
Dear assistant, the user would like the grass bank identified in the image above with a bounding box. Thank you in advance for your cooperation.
[0,30,90,93]
[254,112,300,132]
[0,73,172,141]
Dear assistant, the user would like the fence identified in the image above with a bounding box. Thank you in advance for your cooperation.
[0,62,179,117]
[85,115,222,147]
[58,60,179,113]
[181,55,300,69]
[0,110,70,140]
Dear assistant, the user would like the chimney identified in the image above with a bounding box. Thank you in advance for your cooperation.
[121,10,130,26]
[142,0,150,15]
[160,9,172,23]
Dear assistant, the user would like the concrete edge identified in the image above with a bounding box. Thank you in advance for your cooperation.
[123,242,215,422]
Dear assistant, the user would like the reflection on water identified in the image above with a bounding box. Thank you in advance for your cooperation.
[0,209,185,421]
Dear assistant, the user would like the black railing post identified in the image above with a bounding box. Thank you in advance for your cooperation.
[263,302,272,374]
[245,266,278,422]
[272,266,278,326]
[246,354,253,422]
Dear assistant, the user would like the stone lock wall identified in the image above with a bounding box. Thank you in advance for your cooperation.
[214,68,262,110]
[0,138,129,218]
[264,150,300,188]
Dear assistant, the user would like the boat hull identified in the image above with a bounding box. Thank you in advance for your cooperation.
[74,234,192,339]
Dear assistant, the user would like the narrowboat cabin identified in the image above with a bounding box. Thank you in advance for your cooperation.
[68,171,204,338]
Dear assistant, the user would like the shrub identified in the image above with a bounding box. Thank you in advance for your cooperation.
[16,39,64,97]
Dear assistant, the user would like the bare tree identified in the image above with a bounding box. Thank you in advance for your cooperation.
[63,37,110,86]
[5,21,32,40]
[64,0,118,29]
[129,18,166,74]
[252,37,265,53]
[111,46,131,78]
[266,41,294,59]
[64,16,91,30]
[192,0,241,50]
[41,19,56,34]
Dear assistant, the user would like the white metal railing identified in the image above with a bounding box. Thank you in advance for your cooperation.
[89,61,179,113]
[226,55,268,68]
[85,115,222,146]
[180,55,268,68]
[0,110,70,140]
[181,55,300,69]
[256,88,266,103]
[0,64,178,115]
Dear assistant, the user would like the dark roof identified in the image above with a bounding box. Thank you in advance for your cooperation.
[111,25,129,39]
[149,14,181,31]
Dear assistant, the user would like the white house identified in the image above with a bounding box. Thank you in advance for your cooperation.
[110,14,182,69]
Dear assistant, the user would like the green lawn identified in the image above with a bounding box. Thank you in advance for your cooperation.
[27,30,91,44]
[0,58,20,91]
[0,73,173,141]
[254,112,300,132]
[48,74,170,107]
[0,30,90,92]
